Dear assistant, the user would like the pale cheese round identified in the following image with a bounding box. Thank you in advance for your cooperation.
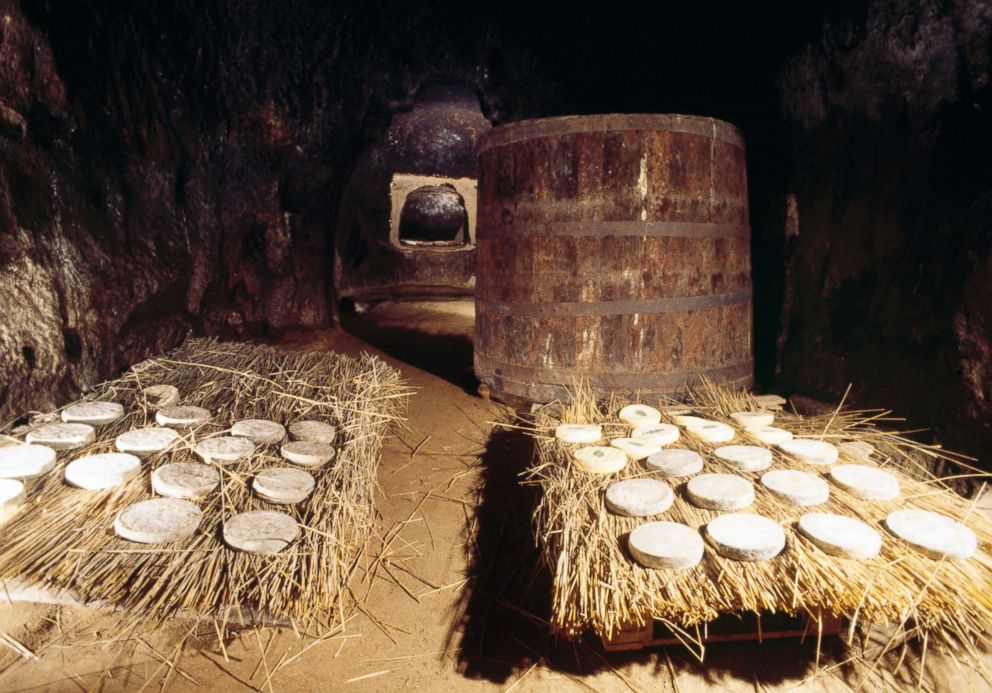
[572,446,628,474]
[685,420,736,443]
[231,419,286,445]
[829,464,900,501]
[747,426,793,445]
[288,420,336,445]
[628,521,704,570]
[730,411,775,428]
[838,440,876,461]
[798,513,882,559]
[114,498,201,543]
[151,463,220,499]
[281,441,336,468]
[0,444,56,479]
[672,414,707,426]
[26,423,95,450]
[618,404,662,426]
[686,473,755,511]
[761,470,829,506]
[223,510,299,554]
[253,467,316,505]
[64,452,141,490]
[604,479,674,517]
[555,424,602,444]
[61,401,125,426]
[0,479,26,511]
[645,448,704,477]
[630,423,680,446]
[778,438,839,466]
[611,437,662,460]
[155,406,211,428]
[115,427,180,456]
[714,445,773,472]
[194,436,256,464]
[707,513,786,561]
[885,509,978,560]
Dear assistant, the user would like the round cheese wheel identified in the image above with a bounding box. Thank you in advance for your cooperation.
[231,419,286,445]
[686,474,755,511]
[194,436,256,464]
[761,470,829,506]
[115,427,180,456]
[672,414,707,427]
[26,423,95,450]
[747,426,793,445]
[0,444,56,479]
[281,441,336,468]
[288,420,336,445]
[714,445,773,472]
[798,513,882,559]
[141,384,180,409]
[778,438,839,466]
[630,423,680,446]
[253,467,316,504]
[223,510,298,553]
[618,404,662,426]
[611,437,662,461]
[572,446,628,474]
[64,453,141,490]
[604,479,674,517]
[829,464,900,501]
[155,406,211,428]
[730,411,775,429]
[685,420,736,444]
[706,513,786,561]
[838,440,876,461]
[885,509,977,560]
[645,448,703,477]
[628,521,704,570]
[114,498,201,543]
[151,463,220,499]
[555,424,603,444]
[61,401,125,426]
[0,479,26,511]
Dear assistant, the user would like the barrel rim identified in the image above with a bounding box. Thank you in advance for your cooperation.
[478,113,745,153]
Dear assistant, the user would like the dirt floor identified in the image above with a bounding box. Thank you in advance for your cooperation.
[0,300,988,692]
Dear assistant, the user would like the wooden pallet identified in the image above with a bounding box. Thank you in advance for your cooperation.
[602,612,844,652]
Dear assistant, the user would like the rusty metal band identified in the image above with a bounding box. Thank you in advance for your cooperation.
[475,289,751,317]
[478,114,745,154]
[474,354,753,390]
[479,221,750,240]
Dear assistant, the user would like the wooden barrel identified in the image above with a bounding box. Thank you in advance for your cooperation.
[474,114,753,402]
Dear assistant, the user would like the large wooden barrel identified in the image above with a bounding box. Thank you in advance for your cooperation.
[474,114,752,402]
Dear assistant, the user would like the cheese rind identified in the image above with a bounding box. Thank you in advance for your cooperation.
[628,521,705,569]
[686,473,755,511]
[604,478,674,517]
[706,513,786,561]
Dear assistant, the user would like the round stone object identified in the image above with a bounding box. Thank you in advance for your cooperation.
[706,513,786,561]
[611,437,661,460]
[778,438,839,466]
[686,474,755,511]
[572,446,628,474]
[288,420,336,445]
[141,384,180,409]
[747,426,793,445]
[0,444,57,479]
[628,521,705,570]
[885,509,978,560]
[155,406,211,428]
[253,467,316,504]
[631,423,680,446]
[555,424,602,444]
[152,463,220,499]
[761,470,829,506]
[194,436,256,464]
[619,404,662,426]
[281,441,336,468]
[114,498,201,543]
[61,401,125,426]
[730,411,775,429]
[0,479,26,511]
[231,419,286,445]
[115,427,180,456]
[798,512,882,559]
[223,510,299,554]
[829,464,900,501]
[646,448,704,477]
[604,479,674,517]
[26,423,96,450]
[838,440,876,461]
[714,445,773,472]
[64,453,141,490]
[685,420,735,444]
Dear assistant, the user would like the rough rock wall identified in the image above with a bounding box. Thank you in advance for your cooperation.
[777,0,992,465]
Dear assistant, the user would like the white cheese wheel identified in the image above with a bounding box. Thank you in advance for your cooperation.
[281,441,336,468]
[194,436,256,464]
[713,445,773,472]
[628,521,704,570]
[672,414,707,427]
[64,452,141,490]
[798,513,882,559]
[554,424,603,444]
[223,510,298,553]
[61,401,125,426]
[151,463,220,499]
[155,406,211,428]
[26,423,95,450]
[686,473,755,511]
[141,384,180,408]
[778,438,839,466]
[761,470,829,506]
[572,446,628,474]
[747,426,794,445]
[645,448,703,477]
[685,420,736,443]
[730,411,775,429]
[753,394,787,410]
[0,444,56,479]
[114,498,201,543]
[618,404,662,426]
[253,467,316,504]
[630,423,680,446]
[604,479,674,517]
[115,427,180,456]
[707,513,786,561]
[231,419,286,445]
[886,509,978,560]
[288,420,336,445]
[829,464,900,501]
[0,479,26,511]
[611,437,662,461]
[838,440,876,461]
